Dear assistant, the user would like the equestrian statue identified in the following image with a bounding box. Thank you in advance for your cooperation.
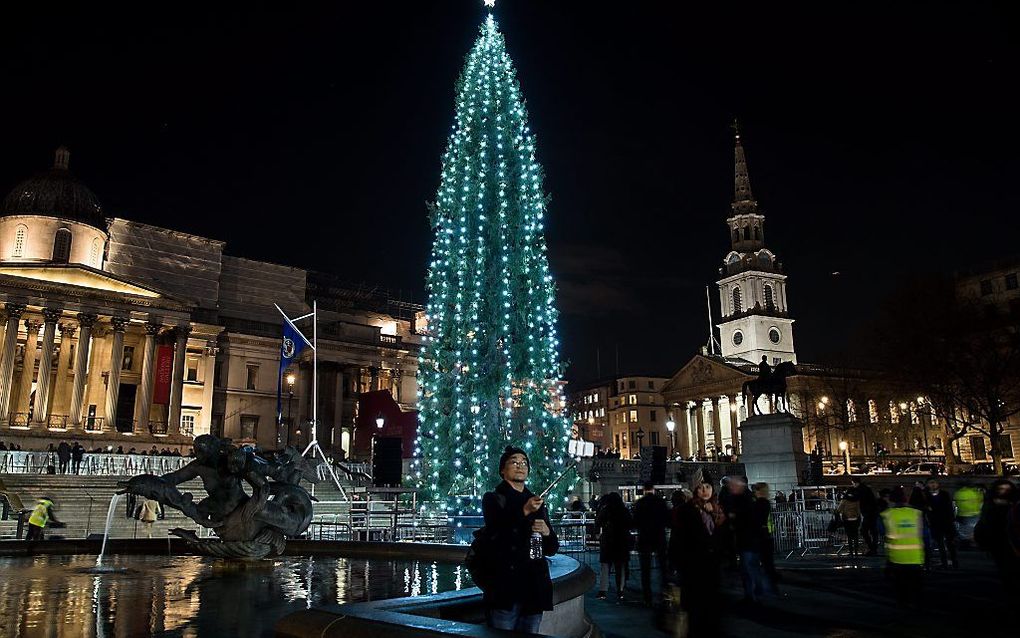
[742,356,796,415]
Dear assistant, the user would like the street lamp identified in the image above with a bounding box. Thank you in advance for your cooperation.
[284,373,296,448]
[817,401,831,459]
[375,413,385,429]
[917,397,930,459]
[635,427,645,457]
[665,417,676,459]
[838,440,851,474]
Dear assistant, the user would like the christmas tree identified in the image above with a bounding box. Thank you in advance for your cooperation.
[413,14,573,512]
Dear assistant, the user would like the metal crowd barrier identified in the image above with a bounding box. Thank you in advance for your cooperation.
[771,494,848,557]
[0,451,190,476]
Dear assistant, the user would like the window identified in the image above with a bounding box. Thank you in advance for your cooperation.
[847,399,857,423]
[619,382,625,392]
[732,287,742,314]
[997,434,1014,459]
[628,380,636,390]
[753,226,761,240]
[742,226,750,240]
[13,224,27,257]
[240,414,259,440]
[970,436,987,461]
[733,331,743,346]
[980,279,993,296]
[769,327,781,344]
[647,381,654,390]
[1007,274,1019,291]
[629,409,638,423]
[599,408,605,417]
[615,434,620,449]
[186,357,200,382]
[593,392,599,402]
[773,357,781,366]
[89,238,102,268]
[245,364,258,391]
[628,394,637,405]
[650,410,657,422]
[180,413,196,436]
[121,346,135,371]
[52,228,72,263]
[650,431,660,445]
[763,284,775,311]
[869,399,879,424]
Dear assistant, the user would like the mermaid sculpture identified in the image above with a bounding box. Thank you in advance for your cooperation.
[119,434,320,559]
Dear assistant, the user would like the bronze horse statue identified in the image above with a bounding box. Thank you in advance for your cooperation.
[742,361,796,415]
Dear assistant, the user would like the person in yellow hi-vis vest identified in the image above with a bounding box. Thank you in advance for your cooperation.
[881,487,925,607]
[954,483,983,546]
[26,497,62,541]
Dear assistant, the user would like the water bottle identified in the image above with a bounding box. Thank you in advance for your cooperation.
[529,531,544,560]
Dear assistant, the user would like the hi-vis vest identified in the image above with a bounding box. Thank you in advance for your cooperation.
[28,499,52,528]
[881,506,924,565]
[955,487,982,518]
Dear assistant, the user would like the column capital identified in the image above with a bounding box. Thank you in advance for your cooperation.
[43,308,63,324]
[59,322,77,340]
[110,316,129,332]
[144,322,162,336]
[174,325,193,340]
[76,312,99,328]
[4,303,26,319]
[24,318,42,333]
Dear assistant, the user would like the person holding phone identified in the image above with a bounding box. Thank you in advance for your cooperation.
[481,446,559,634]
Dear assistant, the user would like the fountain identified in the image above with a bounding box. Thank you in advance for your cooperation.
[93,492,123,570]
[117,434,320,559]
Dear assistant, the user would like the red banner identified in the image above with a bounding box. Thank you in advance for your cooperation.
[153,345,174,405]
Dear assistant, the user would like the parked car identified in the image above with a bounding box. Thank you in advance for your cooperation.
[896,462,946,476]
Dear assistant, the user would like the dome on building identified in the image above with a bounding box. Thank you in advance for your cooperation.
[1,147,106,230]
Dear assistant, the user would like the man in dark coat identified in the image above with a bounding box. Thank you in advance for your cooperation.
[482,446,559,634]
[56,441,71,474]
[631,481,670,605]
[852,477,879,555]
[71,441,85,475]
[926,479,958,568]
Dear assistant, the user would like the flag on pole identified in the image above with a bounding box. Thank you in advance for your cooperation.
[277,310,312,426]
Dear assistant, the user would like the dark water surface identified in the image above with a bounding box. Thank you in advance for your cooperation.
[0,554,472,637]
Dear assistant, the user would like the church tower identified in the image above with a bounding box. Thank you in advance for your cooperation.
[716,125,797,365]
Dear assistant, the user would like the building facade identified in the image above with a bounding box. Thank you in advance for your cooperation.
[0,147,421,457]
[568,376,670,460]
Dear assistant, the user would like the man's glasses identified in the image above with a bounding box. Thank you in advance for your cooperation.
[507,461,528,468]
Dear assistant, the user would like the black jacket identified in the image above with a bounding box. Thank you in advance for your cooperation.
[481,480,559,614]
[631,492,670,551]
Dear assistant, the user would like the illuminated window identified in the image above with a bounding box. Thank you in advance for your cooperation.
[13,224,27,257]
[629,409,638,422]
[180,413,196,436]
[628,394,637,405]
[869,399,879,424]
[89,238,102,268]
[847,399,857,423]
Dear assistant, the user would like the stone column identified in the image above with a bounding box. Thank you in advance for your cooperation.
[68,313,98,426]
[133,323,160,432]
[0,303,26,423]
[677,404,692,459]
[392,369,403,403]
[50,322,77,421]
[14,318,42,420]
[104,317,129,432]
[369,367,380,392]
[728,395,742,455]
[32,309,61,425]
[168,326,191,435]
[199,341,218,438]
[711,397,724,454]
[694,401,707,458]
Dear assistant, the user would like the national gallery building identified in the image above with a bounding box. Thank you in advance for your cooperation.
[0,147,421,456]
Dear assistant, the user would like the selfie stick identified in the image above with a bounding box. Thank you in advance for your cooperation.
[539,461,578,499]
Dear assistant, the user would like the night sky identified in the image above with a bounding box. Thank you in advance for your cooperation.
[1,2,1015,385]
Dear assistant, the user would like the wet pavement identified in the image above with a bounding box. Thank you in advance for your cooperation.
[584,549,1012,637]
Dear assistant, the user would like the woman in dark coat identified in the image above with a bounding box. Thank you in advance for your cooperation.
[678,481,728,637]
[595,492,633,600]
[974,479,1019,596]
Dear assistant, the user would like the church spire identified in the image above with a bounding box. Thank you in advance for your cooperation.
[731,120,757,214]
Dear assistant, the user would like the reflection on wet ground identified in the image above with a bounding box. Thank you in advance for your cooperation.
[0,554,471,638]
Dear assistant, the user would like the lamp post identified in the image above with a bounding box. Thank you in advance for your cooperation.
[839,440,850,474]
[917,396,930,459]
[284,373,296,448]
[635,427,645,458]
[899,402,912,456]
[817,397,831,459]
[665,416,676,459]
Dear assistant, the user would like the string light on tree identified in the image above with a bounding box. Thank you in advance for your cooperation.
[412,13,574,512]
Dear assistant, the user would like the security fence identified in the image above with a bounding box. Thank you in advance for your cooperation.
[0,451,190,476]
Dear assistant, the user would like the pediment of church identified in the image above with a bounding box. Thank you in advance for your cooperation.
[662,354,753,396]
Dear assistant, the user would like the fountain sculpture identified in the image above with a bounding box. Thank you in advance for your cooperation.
[119,434,320,559]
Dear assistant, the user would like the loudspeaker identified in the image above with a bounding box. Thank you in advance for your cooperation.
[651,445,667,484]
[373,437,403,487]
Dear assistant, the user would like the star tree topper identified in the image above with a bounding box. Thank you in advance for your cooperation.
[484,0,495,7]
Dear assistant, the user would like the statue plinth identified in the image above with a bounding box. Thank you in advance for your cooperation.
[738,413,807,496]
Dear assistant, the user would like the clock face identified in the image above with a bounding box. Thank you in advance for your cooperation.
[733,331,743,346]
[769,327,781,344]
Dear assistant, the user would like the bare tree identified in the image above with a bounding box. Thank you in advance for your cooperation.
[872,276,1020,475]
